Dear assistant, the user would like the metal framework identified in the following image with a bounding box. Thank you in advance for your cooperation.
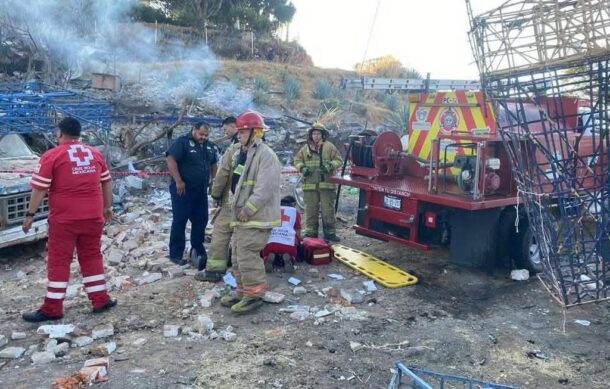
[0,81,112,135]
[468,0,610,306]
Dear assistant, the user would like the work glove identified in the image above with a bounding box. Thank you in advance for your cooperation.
[321,162,334,174]
[300,166,311,177]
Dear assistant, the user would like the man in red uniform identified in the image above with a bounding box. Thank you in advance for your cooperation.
[21,117,116,322]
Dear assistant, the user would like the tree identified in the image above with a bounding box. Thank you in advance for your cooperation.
[355,55,422,79]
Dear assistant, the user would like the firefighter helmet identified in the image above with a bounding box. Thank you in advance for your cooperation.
[236,111,267,130]
[308,121,329,140]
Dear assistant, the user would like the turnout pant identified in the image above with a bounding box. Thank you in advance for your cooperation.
[232,227,270,298]
[303,189,337,237]
[41,219,111,317]
[169,183,208,261]
[206,202,233,272]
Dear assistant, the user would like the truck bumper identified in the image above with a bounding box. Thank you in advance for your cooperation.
[0,219,48,249]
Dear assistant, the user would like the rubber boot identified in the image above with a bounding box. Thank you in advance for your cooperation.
[264,254,275,273]
[230,296,263,314]
[220,295,241,308]
[194,270,224,282]
[282,253,295,273]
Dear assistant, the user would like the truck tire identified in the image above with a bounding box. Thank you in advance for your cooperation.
[513,224,543,273]
[496,207,516,267]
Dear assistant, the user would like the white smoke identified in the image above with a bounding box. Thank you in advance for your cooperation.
[0,0,253,110]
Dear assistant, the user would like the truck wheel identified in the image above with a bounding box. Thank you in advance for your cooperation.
[513,224,543,273]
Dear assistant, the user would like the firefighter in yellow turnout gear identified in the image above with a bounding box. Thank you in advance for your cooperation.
[294,122,343,242]
[194,142,241,282]
[220,111,281,314]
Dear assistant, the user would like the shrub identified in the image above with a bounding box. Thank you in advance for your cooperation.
[283,75,301,101]
[254,76,267,91]
[321,98,340,113]
[385,94,398,111]
[312,79,332,99]
[253,89,267,105]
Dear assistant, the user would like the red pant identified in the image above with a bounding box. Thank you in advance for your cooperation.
[41,219,110,316]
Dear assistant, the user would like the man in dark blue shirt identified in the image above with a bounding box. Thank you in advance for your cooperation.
[166,123,218,267]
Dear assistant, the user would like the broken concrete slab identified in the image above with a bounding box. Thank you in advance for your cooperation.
[218,329,237,342]
[340,288,365,304]
[199,288,221,308]
[0,334,7,347]
[132,338,147,347]
[136,272,162,285]
[293,286,307,295]
[31,351,56,364]
[107,249,124,266]
[166,266,185,279]
[37,324,75,339]
[72,336,94,348]
[263,291,286,304]
[0,346,26,359]
[163,325,181,337]
[196,314,214,334]
[91,324,114,340]
[90,342,117,356]
[53,342,70,357]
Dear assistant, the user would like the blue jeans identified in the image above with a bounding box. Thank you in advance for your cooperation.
[169,183,208,263]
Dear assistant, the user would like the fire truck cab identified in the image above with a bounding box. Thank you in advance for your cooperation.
[331,84,544,271]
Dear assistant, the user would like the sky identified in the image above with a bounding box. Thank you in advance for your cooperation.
[289,0,506,80]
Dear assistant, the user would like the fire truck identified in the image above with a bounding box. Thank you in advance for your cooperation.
[330,78,594,272]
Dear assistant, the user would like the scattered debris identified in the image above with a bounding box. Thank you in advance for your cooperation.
[328,273,345,280]
[72,336,94,348]
[91,324,115,340]
[574,320,591,327]
[37,324,75,339]
[90,342,117,356]
[526,350,549,360]
[0,347,26,359]
[293,286,307,295]
[511,269,530,281]
[340,288,365,304]
[31,351,56,364]
[263,291,286,304]
[0,334,7,347]
[11,331,26,340]
[163,325,181,337]
[223,272,237,288]
[196,314,214,334]
[363,280,377,292]
[288,276,301,285]
[199,288,222,308]
[136,272,163,285]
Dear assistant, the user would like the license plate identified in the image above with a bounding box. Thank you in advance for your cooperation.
[383,195,402,210]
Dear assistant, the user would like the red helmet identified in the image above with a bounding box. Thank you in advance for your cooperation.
[236,111,267,130]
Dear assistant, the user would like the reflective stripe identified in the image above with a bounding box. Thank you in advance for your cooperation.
[31,179,51,188]
[243,283,266,297]
[230,219,281,228]
[46,292,65,299]
[206,258,228,272]
[48,281,68,288]
[301,183,317,190]
[294,162,304,169]
[245,201,258,213]
[85,284,107,293]
[82,274,105,283]
[32,174,51,183]
[318,183,336,189]
[101,170,110,176]
[313,253,330,258]
[243,180,256,186]
[233,164,244,175]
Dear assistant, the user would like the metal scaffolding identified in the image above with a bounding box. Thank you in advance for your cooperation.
[0,81,112,135]
[468,0,610,306]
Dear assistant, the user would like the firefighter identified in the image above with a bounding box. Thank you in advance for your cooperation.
[294,122,343,242]
[219,111,281,314]
[166,122,218,267]
[21,117,116,322]
[193,141,241,282]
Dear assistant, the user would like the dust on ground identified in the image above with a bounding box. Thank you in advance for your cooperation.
[0,185,609,389]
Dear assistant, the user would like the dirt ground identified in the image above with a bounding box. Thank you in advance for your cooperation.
[0,186,609,389]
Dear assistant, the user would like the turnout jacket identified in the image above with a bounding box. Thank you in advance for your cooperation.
[230,138,281,229]
[294,140,343,190]
[211,143,241,202]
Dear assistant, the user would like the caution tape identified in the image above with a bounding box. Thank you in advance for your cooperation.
[0,166,302,177]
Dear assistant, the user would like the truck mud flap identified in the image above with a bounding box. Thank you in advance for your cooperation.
[449,208,501,269]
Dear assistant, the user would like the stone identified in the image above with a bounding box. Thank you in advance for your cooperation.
[163,325,181,337]
[196,314,214,334]
[37,324,75,339]
[340,288,365,304]
[0,346,26,359]
[133,338,147,347]
[290,311,310,321]
[293,286,307,295]
[123,240,139,251]
[349,341,364,352]
[315,309,334,318]
[166,266,185,279]
[511,269,530,281]
[72,336,94,348]
[107,249,124,266]
[136,272,162,285]
[263,291,286,304]
[46,339,58,353]
[199,288,221,308]
[218,330,237,342]
[279,305,310,313]
[90,342,116,356]
[288,277,301,285]
[53,342,70,357]
[31,351,56,364]
[91,324,114,340]
[363,280,377,292]
[0,334,8,347]
[25,345,38,356]
[305,341,313,347]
